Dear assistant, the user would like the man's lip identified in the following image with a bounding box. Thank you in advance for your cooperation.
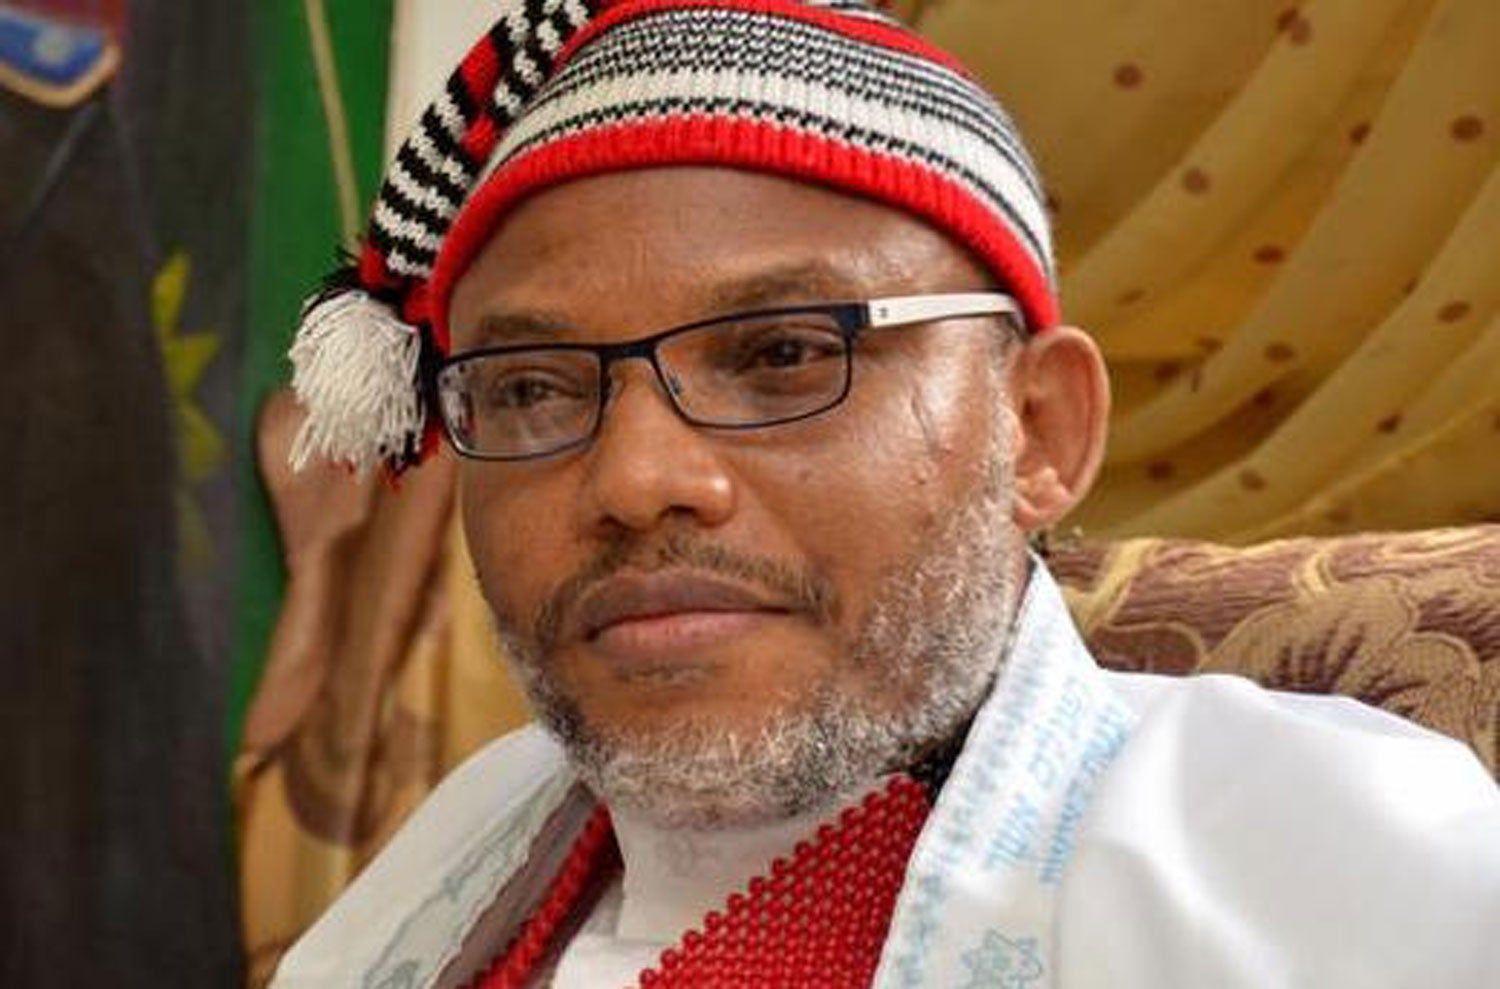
[573,572,788,643]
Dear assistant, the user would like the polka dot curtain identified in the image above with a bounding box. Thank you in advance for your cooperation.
[902,0,1499,542]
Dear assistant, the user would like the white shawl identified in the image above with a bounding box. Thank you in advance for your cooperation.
[275,566,1500,988]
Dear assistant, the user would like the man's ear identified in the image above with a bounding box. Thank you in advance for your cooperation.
[1008,325,1110,532]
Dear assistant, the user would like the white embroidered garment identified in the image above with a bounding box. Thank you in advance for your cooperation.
[273,566,1500,988]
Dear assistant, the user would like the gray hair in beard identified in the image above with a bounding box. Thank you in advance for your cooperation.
[492,410,1025,830]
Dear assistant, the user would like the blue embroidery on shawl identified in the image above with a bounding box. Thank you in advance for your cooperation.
[1040,698,1133,884]
[959,930,1044,988]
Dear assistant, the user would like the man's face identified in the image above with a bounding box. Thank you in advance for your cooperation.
[450,168,1032,828]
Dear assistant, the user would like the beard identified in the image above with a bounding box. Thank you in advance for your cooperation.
[492,415,1025,830]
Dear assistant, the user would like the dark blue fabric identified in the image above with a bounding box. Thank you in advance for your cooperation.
[0,8,107,87]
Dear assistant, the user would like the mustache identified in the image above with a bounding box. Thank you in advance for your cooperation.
[531,528,840,654]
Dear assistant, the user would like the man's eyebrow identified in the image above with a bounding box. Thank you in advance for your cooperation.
[706,260,869,314]
[468,309,575,346]
[466,262,871,345]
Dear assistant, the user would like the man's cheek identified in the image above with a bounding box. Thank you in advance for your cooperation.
[466,522,548,640]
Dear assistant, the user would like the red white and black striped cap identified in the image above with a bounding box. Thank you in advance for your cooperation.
[289,0,1057,477]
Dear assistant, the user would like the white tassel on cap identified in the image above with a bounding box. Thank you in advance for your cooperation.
[288,290,424,476]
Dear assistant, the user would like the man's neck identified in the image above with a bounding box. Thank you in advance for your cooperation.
[608,783,883,943]
[604,690,989,941]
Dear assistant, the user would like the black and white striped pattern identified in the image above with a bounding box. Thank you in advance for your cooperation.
[369,77,479,270]
[369,0,600,278]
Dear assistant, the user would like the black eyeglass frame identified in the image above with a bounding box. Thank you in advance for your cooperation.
[429,292,1022,462]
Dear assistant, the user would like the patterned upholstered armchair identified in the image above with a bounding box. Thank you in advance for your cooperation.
[1048,530,1498,775]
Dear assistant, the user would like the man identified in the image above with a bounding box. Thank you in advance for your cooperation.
[273,0,1500,985]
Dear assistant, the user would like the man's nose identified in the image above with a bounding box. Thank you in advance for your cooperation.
[578,361,737,534]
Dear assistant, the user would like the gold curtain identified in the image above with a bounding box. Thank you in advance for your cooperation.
[914,0,1499,540]
[235,2,1500,982]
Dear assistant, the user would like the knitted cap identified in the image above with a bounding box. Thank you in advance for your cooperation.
[290,0,1056,477]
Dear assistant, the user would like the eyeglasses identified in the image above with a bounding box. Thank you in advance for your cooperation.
[432,292,1021,461]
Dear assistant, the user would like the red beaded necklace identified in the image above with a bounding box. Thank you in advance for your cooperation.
[467,774,933,989]
[467,805,619,989]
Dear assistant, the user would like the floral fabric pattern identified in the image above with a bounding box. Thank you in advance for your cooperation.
[1049,525,1500,775]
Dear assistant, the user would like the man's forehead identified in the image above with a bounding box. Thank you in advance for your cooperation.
[462,259,883,347]
[473,167,957,266]
[452,169,987,343]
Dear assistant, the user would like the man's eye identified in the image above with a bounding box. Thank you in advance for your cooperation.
[737,329,843,372]
[483,372,580,410]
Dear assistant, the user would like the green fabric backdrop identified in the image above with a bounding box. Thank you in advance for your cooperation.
[232,0,394,758]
